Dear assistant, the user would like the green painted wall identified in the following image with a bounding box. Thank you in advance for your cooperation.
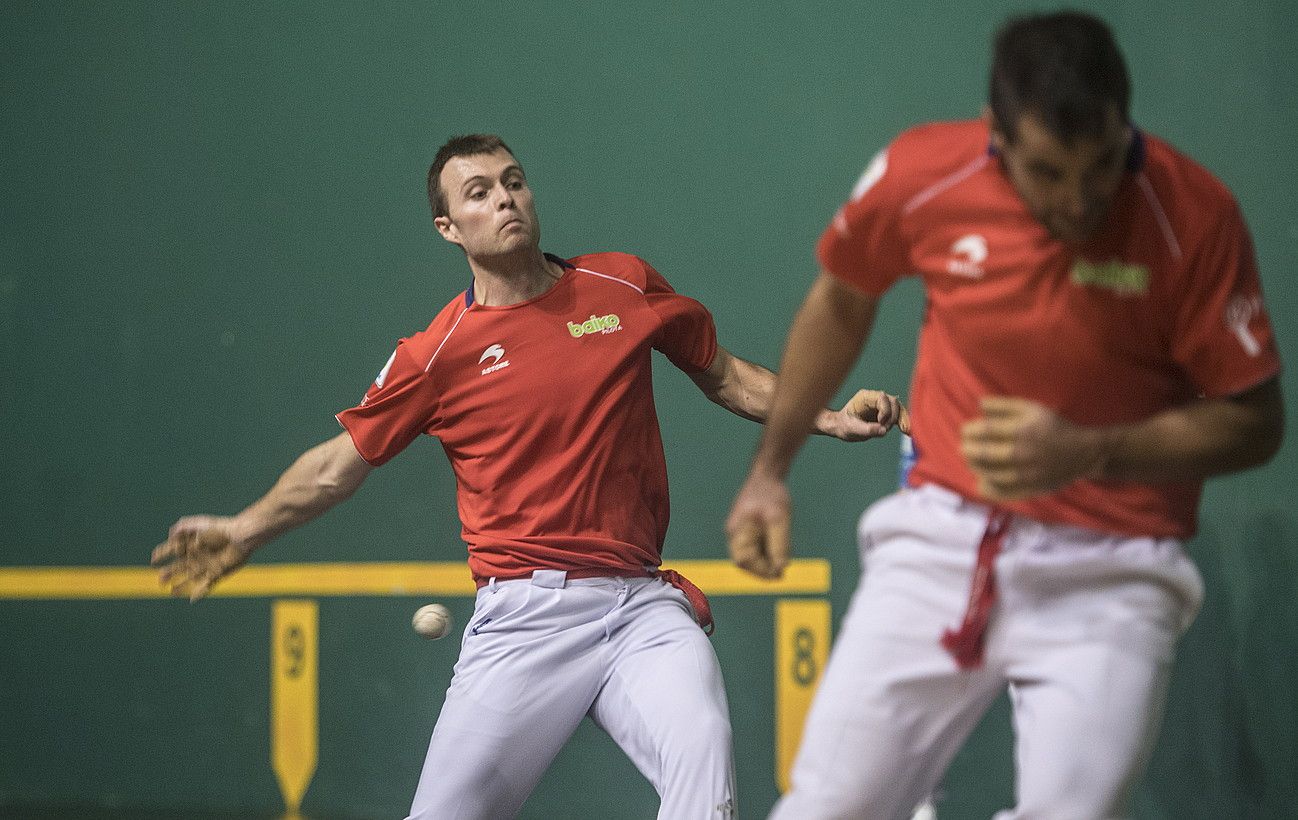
[2,2,1294,817]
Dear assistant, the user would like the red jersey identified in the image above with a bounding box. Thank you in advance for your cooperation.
[336,252,717,581]
[819,120,1281,538]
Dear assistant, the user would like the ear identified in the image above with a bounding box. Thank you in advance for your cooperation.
[434,215,461,246]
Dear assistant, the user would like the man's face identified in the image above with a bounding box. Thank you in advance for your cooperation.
[434,149,540,257]
[991,109,1131,244]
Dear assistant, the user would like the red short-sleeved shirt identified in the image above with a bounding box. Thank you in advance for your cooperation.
[819,120,1281,538]
[336,252,717,580]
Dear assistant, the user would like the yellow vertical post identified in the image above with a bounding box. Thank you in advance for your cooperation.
[775,598,830,793]
[271,599,318,817]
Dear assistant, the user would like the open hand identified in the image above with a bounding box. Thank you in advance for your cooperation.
[151,516,252,602]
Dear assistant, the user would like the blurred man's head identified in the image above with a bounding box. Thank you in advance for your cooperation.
[988,12,1132,243]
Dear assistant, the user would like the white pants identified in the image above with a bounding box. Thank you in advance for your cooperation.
[406,571,736,820]
[772,485,1203,820]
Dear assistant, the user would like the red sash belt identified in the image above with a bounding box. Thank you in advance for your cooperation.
[940,508,1012,670]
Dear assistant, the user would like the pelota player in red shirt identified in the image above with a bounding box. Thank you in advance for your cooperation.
[151,134,909,819]
[728,11,1284,820]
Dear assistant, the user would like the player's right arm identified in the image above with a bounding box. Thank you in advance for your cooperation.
[151,431,373,601]
[726,272,880,579]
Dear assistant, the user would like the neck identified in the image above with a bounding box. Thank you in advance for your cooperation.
[467,247,561,306]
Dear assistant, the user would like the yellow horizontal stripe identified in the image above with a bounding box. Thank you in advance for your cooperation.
[661,559,830,595]
[0,559,830,600]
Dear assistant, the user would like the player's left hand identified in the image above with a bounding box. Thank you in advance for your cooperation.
[823,389,911,441]
[960,396,1104,501]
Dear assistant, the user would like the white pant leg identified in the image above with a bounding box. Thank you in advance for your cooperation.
[992,527,1203,820]
[589,578,737,820]
[772,488,1007,820]
[405,577,609,820]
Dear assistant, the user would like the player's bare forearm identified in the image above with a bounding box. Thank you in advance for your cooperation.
[692,347,907,442]
[962,378,1284,500]
[1089,377,1284,483]
[751,272,879,476]
[153,432,373,600]
[234,431,374,549]
[725,274,879,579]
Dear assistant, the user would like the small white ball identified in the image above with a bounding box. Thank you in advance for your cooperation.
[412,603,452,640]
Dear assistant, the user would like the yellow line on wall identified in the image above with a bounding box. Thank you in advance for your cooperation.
[0,559,829,599]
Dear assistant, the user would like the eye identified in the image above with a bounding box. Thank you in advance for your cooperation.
[468,188,487,200]
[505,178,525,190]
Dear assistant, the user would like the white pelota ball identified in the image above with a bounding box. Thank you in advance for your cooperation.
[412,603,452,640]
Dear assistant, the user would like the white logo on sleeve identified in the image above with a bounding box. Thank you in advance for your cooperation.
[478,343,511,375]
[1225,293,1263,356]
[947,234,988,278]
[374,350,397,388]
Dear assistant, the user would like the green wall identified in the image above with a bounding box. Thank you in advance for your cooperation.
[2,2,1295,817]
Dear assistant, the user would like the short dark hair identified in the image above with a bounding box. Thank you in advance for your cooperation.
[989,11,1130,144]
[426,134,516,219]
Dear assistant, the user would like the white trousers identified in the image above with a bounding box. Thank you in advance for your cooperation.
[772,485,1203,820]
[406,571,736,820]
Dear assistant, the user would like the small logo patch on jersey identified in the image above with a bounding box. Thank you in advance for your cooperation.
[479,344,505,365]
[1225,292,1263,356]
[946,234,987,277]
[1070,260,1149,296]
[567,313,622,338]
[478,344,511,375]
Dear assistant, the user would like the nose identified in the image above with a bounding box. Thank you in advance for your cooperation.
[1062,184,1089,220]
[493,183,515,209]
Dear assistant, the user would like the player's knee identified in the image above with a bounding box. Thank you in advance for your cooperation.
[686,711,733,761]
[658,710,732,776]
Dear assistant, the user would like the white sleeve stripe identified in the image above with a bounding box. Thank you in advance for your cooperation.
[424,305,471,373]
[574,266,646,295]
[1136,173,1184,260]
[902,154,990,215]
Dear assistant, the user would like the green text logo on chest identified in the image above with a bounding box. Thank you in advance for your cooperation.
[1070,260,1149,296]
[568,314,623,337]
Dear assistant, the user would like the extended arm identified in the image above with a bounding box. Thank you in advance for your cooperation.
[151,431,374,600]
[725,272,883,578]
[961,377,1285,500]
[690,331,905,442]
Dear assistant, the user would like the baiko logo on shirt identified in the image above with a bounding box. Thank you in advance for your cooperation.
[567,313,622,338]
[1070,259,1149,296]
[478,344,510,375]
